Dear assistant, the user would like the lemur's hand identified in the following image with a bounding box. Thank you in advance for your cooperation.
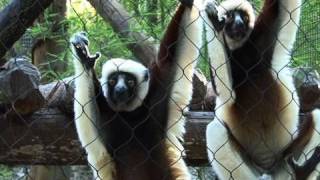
[287,146,320,179]
[205,0,225,31]
[205,0,218,16]
[70,32,101,69]
[179,0,193,7]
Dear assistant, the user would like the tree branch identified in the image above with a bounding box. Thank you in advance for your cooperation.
[0,0,54,63]
[87,0,157,66]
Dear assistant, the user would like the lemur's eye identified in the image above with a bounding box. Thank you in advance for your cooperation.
[108,79,116,86]
[127,80,135,87]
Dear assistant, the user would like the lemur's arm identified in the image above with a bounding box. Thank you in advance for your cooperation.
[251,0,301,66]
[71,32,115,180]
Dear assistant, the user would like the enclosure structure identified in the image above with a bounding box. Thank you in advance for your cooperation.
[0,0,319,179]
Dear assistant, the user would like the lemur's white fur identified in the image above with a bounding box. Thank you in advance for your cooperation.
[202,0,255,107]
[165,1,203,179]
[202,0,235,107]
[204,0,309,179]
[167,0,203,143]
[218,0,255,50]
[100,58,150,112]
[72,36,115,180]
[217,0,255,28]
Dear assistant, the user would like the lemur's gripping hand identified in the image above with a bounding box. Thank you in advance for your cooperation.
[70,32,101,70]
[288,146,320,179]
[205,0,219,17]
[205,0,225,31]
[179,0,194,7]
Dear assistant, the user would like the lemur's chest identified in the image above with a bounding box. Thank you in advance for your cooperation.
[100,105,166,149]
[230,122,293,170]
[221,82,298,169]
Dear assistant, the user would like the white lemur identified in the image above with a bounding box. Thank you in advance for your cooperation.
[72,0,203,179]
[203,0,320,179]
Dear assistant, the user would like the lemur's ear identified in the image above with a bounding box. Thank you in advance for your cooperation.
[179,0,194,8]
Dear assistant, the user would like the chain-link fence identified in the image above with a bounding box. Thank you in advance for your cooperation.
[0,0,319,179]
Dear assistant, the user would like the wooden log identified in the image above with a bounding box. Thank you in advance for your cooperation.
[184,112,214,166]
[0,108,213,166]
[0,67,318,166]
[0,57,45,115]
[87,0,157,66]
[190,70,210,111]
[1,108,318,166]
[0,0,54,62]
[0,70,214,165]
[0,107,82,165]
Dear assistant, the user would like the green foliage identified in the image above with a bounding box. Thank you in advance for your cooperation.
[67,4,133,76]
[68,14,131,58]
[0,165,12,179]
[293,0,320,71]
[122,0,178,39]
[0,0,8,10]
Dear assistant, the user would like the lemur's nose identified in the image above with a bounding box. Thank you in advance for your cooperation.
[234,15,245,29]
[115,86,127,95]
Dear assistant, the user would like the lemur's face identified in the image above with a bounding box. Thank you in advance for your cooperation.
[107,72,138,106]
[224,10,250,41]
[101,59,150,112]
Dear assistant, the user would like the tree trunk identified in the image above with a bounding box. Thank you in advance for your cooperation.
[32,0,68,80]
[0,0,54,63]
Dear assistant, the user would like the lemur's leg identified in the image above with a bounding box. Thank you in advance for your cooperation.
[288,109,320,179]
[165,139,191,180]
[71,32,115,180]
[206,119,261,179]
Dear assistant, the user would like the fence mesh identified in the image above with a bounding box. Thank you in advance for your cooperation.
[0,0,319,179]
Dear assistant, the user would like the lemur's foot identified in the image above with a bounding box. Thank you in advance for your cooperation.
[70,32,101,69]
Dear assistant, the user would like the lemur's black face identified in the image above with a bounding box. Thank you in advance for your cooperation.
[107,72,138,105]
[224,10,250,41]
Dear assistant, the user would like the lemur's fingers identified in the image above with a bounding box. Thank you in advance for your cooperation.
[179,0,194,8]
[93,52,101,61]
[70,32,89,60]
[79,31,89,44]
[287,146,320,179]
[71,32,101,69]
[205,0,226,31]
[205,0,219,16]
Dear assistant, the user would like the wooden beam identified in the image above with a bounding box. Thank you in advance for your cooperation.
[0,107,213,166]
